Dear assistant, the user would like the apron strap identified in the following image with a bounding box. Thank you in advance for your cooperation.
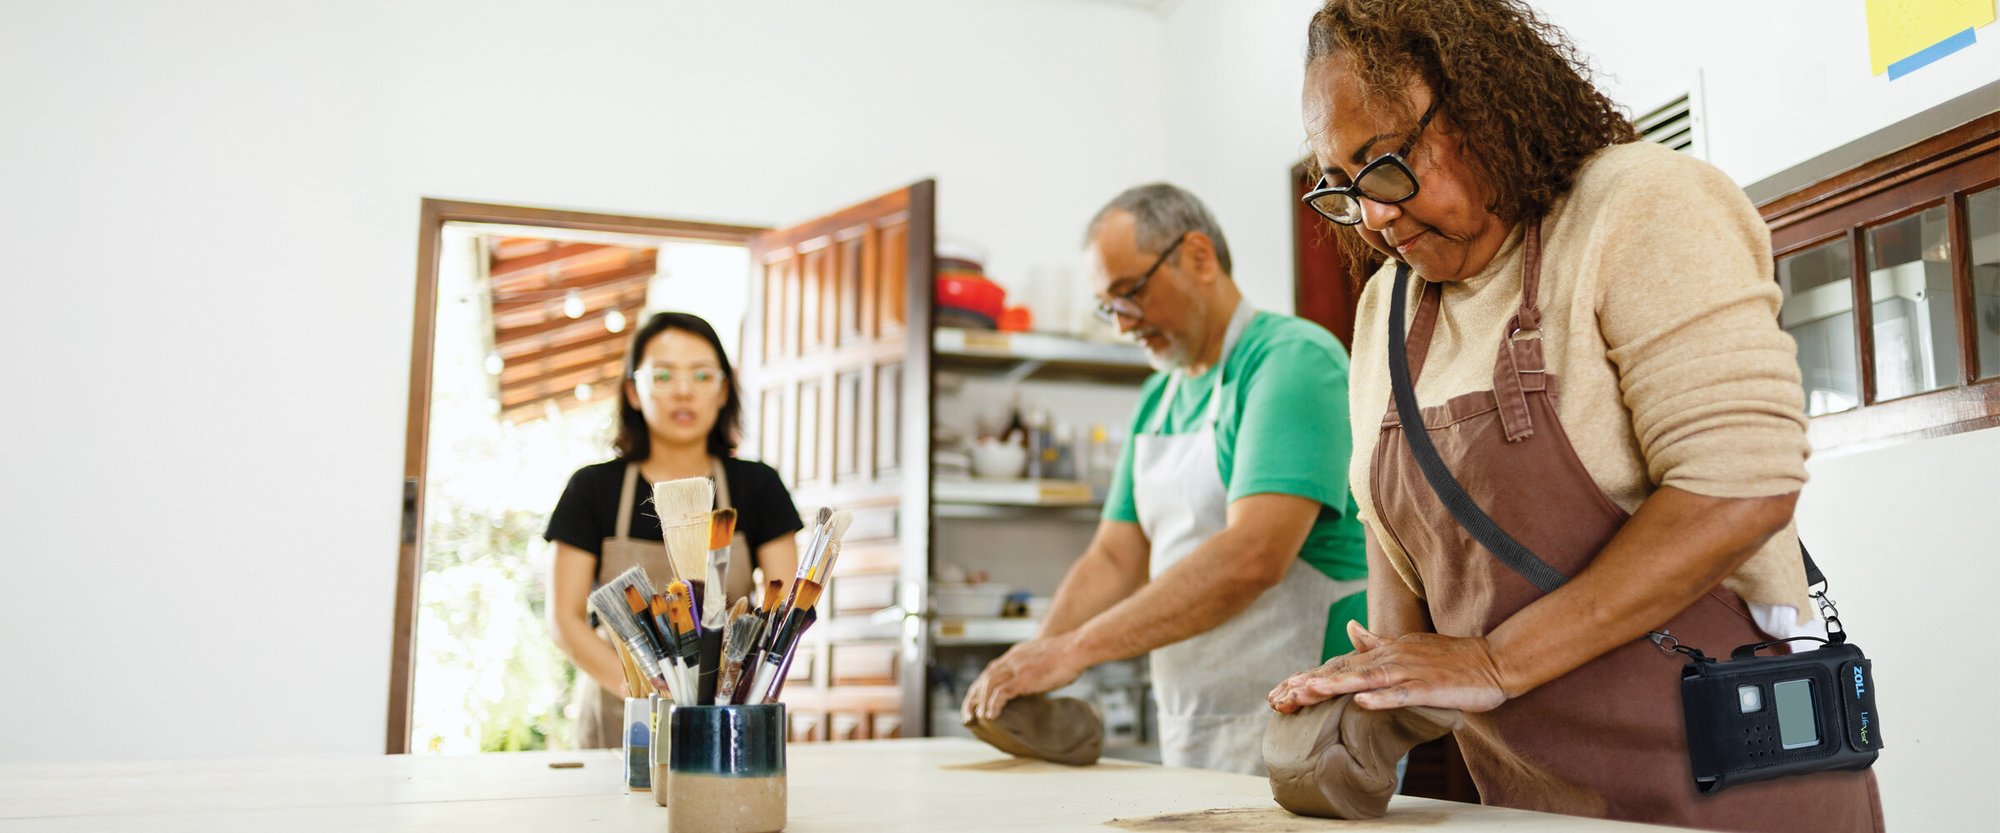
[1159,300,1256,430]
[1492,223,1545,443]
[710,458,732,511]
[615,462,640,539]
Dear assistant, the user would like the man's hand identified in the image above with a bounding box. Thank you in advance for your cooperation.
[1266,621,1510,714]
[960,633,1091,723]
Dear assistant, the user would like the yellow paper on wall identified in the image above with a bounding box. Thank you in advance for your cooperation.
[1867,0,1996,74]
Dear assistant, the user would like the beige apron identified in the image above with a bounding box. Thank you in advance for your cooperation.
[575,459,755,748]
[1370,225,1881,830]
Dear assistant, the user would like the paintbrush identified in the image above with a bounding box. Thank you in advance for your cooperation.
[649,593,678,661]
[666,582,701,699]
[588,569,672,694]
[653,477,715,586]
[810,538,845,588]
[611,636,649,698]
[623,584,665,653]
[776,510,852,627]
[766,607,817,701]
[647,591,690,702]
[703,508,738,628]
[757,578,783,645]
[692,508,739,704]
[749,578,824,704]
[715,599,759,704]
[759,607,818,703]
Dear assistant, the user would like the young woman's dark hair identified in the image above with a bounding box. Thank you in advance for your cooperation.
[613,311,741,460]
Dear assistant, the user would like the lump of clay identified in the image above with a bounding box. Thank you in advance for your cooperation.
[963,694,1102,766]
[1263,694,1462,819]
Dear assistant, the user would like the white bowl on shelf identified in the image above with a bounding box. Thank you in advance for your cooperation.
[934,584,1010,618]
[969,440,1027,480]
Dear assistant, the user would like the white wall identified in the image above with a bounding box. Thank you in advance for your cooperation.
[1158,2,1999,828]
[1794,428,2000,832]
[1161,0,1326,314]
[0,0,1163,762]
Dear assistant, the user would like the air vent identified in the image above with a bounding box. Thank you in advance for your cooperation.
[1636,93,1696,152]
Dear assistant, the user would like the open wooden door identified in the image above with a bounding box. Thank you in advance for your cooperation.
[743,182,935,742]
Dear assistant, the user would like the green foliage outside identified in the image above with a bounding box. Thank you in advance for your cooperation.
[413,400,617,754]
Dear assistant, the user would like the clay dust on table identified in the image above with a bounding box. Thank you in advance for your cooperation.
[1105,806,1452,831]
[941,757,1148,773]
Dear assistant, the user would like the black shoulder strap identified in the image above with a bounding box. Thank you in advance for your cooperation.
[1385,262,1835,627]
[1387,262,1569,593]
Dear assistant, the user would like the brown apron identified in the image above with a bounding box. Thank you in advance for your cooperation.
[575,459,756,748]
[1369,225,1882,832]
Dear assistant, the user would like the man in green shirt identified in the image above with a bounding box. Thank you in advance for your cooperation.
[962,183,1367,775]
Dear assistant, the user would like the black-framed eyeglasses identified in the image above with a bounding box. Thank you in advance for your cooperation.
[1094,231,1189,323]
[1302,100,1439,226]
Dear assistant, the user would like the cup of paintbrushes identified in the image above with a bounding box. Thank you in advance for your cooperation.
[668,703,787,833]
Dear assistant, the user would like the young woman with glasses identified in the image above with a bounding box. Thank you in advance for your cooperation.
[543,311,802,748]
[1267,1,1878,830]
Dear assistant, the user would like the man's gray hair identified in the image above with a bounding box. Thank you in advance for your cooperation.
[1086,183,1233,276]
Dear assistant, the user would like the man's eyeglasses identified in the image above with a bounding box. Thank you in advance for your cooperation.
[634,366,725,397]
[1302,100,1439,226]
[1095,231,1189,323]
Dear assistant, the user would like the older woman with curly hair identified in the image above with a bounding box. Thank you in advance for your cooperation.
[1265,1,1881,830]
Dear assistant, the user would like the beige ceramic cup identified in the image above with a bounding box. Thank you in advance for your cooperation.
[667,703,787,833]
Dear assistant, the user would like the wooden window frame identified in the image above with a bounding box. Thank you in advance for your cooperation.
[1760,112,2000,457]
[391,199,764,753]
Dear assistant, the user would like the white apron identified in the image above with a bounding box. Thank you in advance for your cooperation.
[1133,301,1353,776]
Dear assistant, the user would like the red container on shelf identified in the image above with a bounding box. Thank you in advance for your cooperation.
[936,271,1006,322]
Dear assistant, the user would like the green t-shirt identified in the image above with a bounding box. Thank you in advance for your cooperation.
[1103,310,1367,660]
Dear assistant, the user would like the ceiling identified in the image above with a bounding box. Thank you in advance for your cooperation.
[485,236,656,423]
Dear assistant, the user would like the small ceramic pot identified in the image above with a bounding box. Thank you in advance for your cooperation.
[667,703,787,833]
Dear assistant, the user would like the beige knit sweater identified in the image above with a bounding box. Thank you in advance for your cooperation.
[1348,141,1817,624]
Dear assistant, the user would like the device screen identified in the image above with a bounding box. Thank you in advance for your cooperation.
[1775,679,1819,750]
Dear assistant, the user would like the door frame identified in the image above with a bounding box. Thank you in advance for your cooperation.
[390,198,765,753]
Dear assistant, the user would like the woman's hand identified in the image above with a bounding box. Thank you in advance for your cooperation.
[1268,621,1511,714]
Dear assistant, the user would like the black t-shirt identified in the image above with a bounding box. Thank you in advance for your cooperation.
[543,458,805,573]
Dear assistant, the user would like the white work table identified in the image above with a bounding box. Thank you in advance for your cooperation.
[0,738,1686,831]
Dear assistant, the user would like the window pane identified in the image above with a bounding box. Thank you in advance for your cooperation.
[1968,186,2000,380]
[1865,205,1957,400]
[1778,239,1859,415]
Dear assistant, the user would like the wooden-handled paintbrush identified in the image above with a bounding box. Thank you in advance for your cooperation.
[611,636,649,698]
